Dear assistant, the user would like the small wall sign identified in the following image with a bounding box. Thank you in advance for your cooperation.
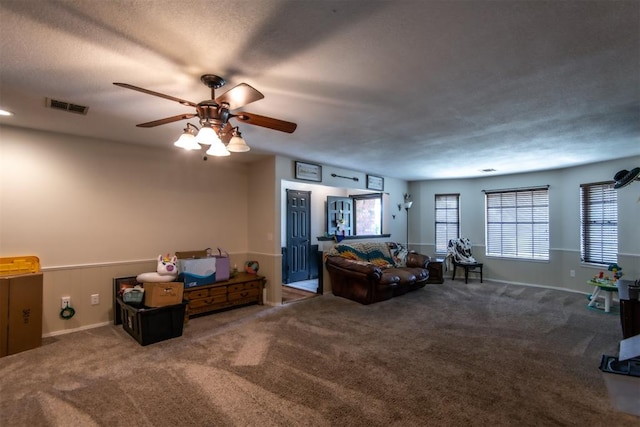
[295,161,322,182]
[367,174,384,191]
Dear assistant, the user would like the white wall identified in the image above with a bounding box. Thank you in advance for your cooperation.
[410,156,640,293]
[276,156,410,248]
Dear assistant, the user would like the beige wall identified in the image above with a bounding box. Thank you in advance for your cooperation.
[3,124,637,336]
[0,126,411,334]
[1,125,253,335]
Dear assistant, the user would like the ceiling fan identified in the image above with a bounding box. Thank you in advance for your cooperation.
[113,74,297,155]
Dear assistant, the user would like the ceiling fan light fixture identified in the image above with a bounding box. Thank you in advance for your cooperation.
[195,125,221,146]
[206,140,230,156]
[174,124,201,150]
[114,73,297,158]
[226,127,250,152]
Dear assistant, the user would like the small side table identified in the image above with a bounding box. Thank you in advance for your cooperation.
[587,280,618,313]
[426,258,444,284]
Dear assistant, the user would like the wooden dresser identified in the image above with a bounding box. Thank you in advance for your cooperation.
[182,272,265,319]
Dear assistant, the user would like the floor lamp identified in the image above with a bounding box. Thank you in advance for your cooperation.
[404,200,413,249]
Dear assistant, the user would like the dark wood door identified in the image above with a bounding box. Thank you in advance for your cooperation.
[285,190,311,283]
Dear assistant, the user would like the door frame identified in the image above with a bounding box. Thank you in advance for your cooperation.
[285,189,312,284]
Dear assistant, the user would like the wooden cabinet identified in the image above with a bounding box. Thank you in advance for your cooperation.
[426,259,444,284]
[182,273,265,319]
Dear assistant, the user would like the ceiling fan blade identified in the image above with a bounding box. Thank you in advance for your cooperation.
[215,83,264,110]
[234,112,297,133]
[113,82,197,107]
[136,113,196,128]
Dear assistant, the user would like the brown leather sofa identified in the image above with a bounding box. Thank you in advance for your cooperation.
[324,242,432,304]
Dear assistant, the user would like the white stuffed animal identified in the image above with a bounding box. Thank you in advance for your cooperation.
[136,254,179,283]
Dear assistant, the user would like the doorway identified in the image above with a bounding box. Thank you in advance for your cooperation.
[285,189,312,284]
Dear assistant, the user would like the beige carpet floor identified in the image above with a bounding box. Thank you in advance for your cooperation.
[1,279,637,426]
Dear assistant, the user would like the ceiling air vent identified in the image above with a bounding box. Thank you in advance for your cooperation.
[46,98,89,115]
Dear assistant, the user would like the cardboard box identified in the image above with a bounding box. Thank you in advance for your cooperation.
[143,282,184,307]
[0,273,43,357]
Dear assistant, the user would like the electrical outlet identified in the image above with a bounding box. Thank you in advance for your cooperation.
[91,294,100,305]
[570,270,576,277]
[61,296,71,309]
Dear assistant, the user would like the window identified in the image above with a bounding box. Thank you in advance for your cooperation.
[485,187,549,260]
[580,182,617,265]
[327,193,382,236]
[354,195,382,235]
[435,194,460,253]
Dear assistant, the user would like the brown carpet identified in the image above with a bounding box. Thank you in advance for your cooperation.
[1,279,637,426]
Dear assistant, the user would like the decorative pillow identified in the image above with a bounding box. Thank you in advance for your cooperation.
[387,242,409,267]
[136,254,179,283]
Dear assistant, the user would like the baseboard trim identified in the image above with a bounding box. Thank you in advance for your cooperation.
[43,321,111,338]
[485,278,589,295]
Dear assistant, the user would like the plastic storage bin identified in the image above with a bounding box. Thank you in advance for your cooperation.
[118,298,186,346]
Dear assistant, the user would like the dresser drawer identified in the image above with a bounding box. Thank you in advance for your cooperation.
[209,286,227,296]
[184,288,209,300]
[228,288,260,301]
[189,294,228,308]
[228,280,262,293]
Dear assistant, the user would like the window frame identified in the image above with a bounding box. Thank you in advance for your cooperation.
[485,186,550,261]
[434,193,460,254]
[352,193,383,236]
[580,181,618,265]
[326,193,384,237]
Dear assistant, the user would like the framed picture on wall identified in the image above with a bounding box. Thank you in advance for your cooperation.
[367,174,384,191]
[295,161,322,182]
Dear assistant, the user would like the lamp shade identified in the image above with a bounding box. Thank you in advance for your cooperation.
[195,126,221,146]
[173,132,201,150]
[205,140,230,156]
[226,134,250,152]
[403,201,413,209]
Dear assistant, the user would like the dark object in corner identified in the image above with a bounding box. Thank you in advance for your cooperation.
[118,298,186,346]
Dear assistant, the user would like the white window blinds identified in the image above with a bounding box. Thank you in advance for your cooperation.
[580,182,618,265]
[485,187,549,260]
[435,194,460,253]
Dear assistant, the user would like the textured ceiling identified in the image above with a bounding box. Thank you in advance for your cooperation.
[0,0,638,180]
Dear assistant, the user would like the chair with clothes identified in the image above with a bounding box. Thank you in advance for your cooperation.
[447,238,483,283]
